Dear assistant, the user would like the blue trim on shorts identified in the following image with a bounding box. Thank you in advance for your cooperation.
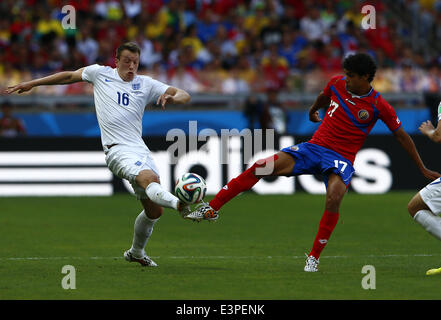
[281,142,355,187]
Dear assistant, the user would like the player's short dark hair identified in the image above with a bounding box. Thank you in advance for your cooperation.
[342,53,377,82]
[116,42,141,59]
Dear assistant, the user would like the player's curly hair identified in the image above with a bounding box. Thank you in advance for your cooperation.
[343,53,377,83]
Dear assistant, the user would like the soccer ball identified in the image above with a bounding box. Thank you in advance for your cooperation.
[174,173,207,204]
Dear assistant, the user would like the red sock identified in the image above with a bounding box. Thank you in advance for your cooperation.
[209,168,259,211]
[309,210,339,259]
[209,154,279,211]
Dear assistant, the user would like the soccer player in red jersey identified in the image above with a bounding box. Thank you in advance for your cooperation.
[185,53,441,272]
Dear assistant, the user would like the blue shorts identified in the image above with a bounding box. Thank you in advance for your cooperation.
[281,142,355,187]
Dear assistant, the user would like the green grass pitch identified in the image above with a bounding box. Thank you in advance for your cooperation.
[1,192,441,300]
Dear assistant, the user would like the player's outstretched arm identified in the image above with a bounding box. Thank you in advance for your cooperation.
[156,87,191,109]
[393,127,441,180]
[419,120,441,144]
[308,92,330,122]
[5,67,85,95]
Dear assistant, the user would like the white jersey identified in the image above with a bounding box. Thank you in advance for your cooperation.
[82,64,169,150]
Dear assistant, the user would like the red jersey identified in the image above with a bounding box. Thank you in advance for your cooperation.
[309,75,401,164]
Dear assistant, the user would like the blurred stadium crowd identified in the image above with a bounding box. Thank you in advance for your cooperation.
[1,0,441,97]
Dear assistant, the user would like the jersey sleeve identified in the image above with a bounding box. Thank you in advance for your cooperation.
[323,75,344,97]
[377,95,402,132]
[145,77,170,104]
[81,64,103,84]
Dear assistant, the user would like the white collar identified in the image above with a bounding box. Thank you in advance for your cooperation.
[346,86,373,98]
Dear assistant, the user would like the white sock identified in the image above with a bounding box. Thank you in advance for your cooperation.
[130,210,159,257]
[414,210,441,241]
[145,182,179,210]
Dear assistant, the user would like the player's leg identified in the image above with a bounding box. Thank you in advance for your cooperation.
[185,151,295,221]
[209,151,294,210]
[106,146,189,216]
[124,198,162,267]
[106,147,188,265]
[408,181,441,241]
[305,173,346,272]
[408,179,441,275]
[136,169,189,215]
[408,192,432,217]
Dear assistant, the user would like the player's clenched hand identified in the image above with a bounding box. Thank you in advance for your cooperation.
[5,82,34,94]
[309,110,321,123]
[419,120,435,137]
[156,93,173,109]
[421,167,441,181]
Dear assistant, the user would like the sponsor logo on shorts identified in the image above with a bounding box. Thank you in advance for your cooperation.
[358,109,369,120]
[135,161,142,166]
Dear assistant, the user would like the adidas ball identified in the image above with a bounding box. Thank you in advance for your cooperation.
[174,173,207,204]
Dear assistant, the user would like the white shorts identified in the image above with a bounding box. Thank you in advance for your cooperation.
[419,177,441,215]
[105,144,160,200]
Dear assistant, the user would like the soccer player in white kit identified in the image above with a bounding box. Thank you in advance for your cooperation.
[6,42,192,267]
[408,103,441,275]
